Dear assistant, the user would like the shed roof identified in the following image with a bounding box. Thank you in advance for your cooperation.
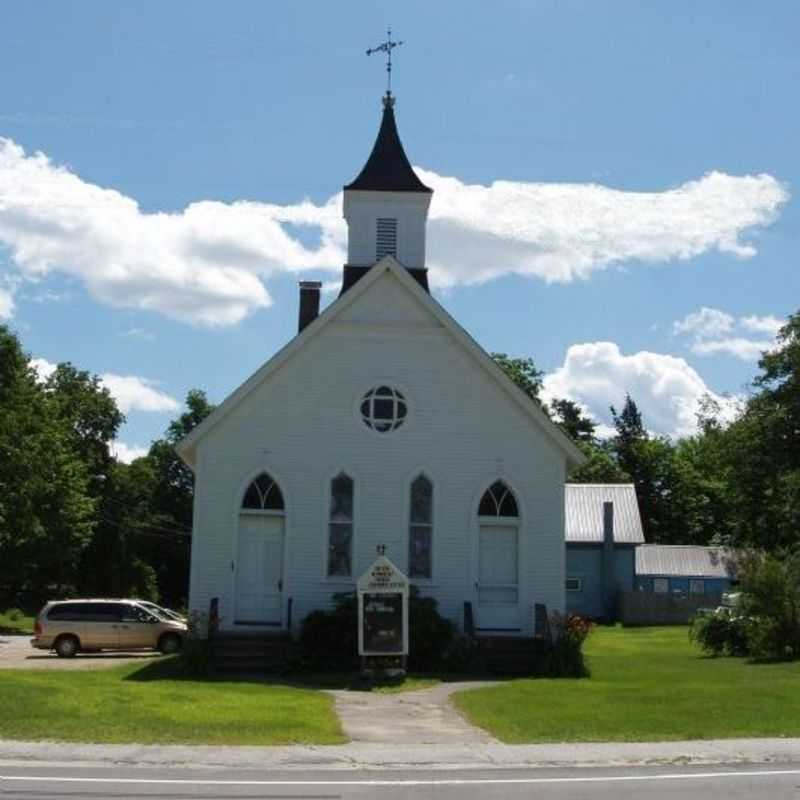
[635,545,737,579]
[565,484,645,544]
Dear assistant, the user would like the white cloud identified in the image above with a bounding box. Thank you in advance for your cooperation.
[30,356,56,381]
[673,307,735,339]
[99,374,179,414]
[740,314,784,337]
[674,307,784,361]
[543,341,738,439]
[0,137,789,325]
[691,337,774,360]
[110,441,149,463]
[30,356,177,414]
[419,168,789,288]
[0,287,15,320]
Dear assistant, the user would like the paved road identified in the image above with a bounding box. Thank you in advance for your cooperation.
[2,762,799,798]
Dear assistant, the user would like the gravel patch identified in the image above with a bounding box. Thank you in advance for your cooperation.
[0,635,162,670]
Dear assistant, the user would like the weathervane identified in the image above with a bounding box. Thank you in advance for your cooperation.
[367,28,403,97]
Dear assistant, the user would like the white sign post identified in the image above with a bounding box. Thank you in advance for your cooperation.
[357,547,409,675]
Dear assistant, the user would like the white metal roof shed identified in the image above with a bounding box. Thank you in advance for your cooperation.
[565,484,645,544]
[635,545,737,578]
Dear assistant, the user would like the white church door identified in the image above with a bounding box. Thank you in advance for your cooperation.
[235,473,286,627]
[476,482,521,631]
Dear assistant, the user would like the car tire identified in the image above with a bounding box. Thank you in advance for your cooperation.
[158,633,182,655]
[54,635,80,658]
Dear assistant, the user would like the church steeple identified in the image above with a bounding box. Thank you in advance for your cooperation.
[344,93,433,194]
[341,93,433,295]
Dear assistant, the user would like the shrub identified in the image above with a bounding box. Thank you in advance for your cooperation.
[690,612,749,657]
[6,608,24,621]
[298,588,458,672]
[546,612,593,677]
[735,549,800,660]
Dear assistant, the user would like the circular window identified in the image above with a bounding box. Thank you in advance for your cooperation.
[361,385,407,432]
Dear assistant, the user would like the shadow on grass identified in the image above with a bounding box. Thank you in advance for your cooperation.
[123,658,509,690]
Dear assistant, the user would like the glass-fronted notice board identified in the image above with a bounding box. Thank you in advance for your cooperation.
[362,592,403,653]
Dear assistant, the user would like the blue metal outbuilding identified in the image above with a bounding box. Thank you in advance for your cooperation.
[565,484,645,620]
[635,545,737,596]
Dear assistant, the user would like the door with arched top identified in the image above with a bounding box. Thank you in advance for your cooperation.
[235,473,285,626]
[476,481,521,631]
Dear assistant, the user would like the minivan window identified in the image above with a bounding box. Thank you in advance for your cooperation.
[120,604,155,623]
[47,603,83,621]
[84,603,122,622]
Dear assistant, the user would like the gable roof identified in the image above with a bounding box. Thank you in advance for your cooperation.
[565,484,645,544]
[343,96,432,194]
[176,257,585,469]
[635,545,738,579]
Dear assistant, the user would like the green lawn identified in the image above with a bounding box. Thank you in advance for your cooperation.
[453,626,800,743]
[0,609,35,635]
[0,658,345,745]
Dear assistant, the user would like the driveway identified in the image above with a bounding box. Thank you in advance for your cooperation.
[0,635,162,670]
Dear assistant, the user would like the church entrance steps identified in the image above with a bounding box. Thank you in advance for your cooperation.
[474,635,549,676]
[210,632,294,676]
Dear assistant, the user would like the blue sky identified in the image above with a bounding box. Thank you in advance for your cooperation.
[1,1,797,456]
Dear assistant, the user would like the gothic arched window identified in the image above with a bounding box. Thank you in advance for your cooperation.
[408,475,433,580]
[478,481,519,518]
[328,473,354,577]
[242,473,285,511]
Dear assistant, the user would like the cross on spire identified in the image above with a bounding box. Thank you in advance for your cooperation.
[366,28,403,98]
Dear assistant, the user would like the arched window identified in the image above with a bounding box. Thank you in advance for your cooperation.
[478,481,518,518]
[242,473,284,511]
[408,475,433,579]
[328,473,354,577]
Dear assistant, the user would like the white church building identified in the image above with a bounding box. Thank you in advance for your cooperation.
[178,91,584,637]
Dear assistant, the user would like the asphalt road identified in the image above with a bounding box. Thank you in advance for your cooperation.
[2,762,800,799]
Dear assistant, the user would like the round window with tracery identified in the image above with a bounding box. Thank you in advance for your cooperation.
[361,385,407,432]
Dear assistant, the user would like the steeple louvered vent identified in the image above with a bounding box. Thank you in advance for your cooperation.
[376,217,398,259]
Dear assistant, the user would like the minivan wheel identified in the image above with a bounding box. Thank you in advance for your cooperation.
[158,633,182,655]
[54,635,79,658]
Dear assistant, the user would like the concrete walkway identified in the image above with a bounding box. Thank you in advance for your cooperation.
[327,681,497,744]
[1,738,799,771]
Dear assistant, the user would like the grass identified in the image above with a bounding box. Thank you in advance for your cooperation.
[0,609,35,635]
[0,657,345,745]
[453,626,800,743]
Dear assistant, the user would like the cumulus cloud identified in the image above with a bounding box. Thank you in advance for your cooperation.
[674,307,784,361]
[111,441,149,463]
[420,169,788,287]
[0,137,788,325]
[543,341,738,439]
[30,356,56,381]
[99,374,179,414]
[30,356,178,413]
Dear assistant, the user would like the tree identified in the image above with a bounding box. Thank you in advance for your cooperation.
[145,390,216,605]
[569,441,630,483]
[551,398,597,444]
[491,353,546,408]
[0,327,95,603]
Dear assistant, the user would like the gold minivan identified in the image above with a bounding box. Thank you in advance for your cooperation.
[31,599,186,657]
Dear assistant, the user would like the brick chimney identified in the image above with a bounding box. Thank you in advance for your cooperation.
[298,281,322,333]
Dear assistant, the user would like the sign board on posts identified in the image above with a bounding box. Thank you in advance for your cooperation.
[357,553,409,657]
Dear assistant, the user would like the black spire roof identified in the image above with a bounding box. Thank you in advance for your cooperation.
[344,94,432,193]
